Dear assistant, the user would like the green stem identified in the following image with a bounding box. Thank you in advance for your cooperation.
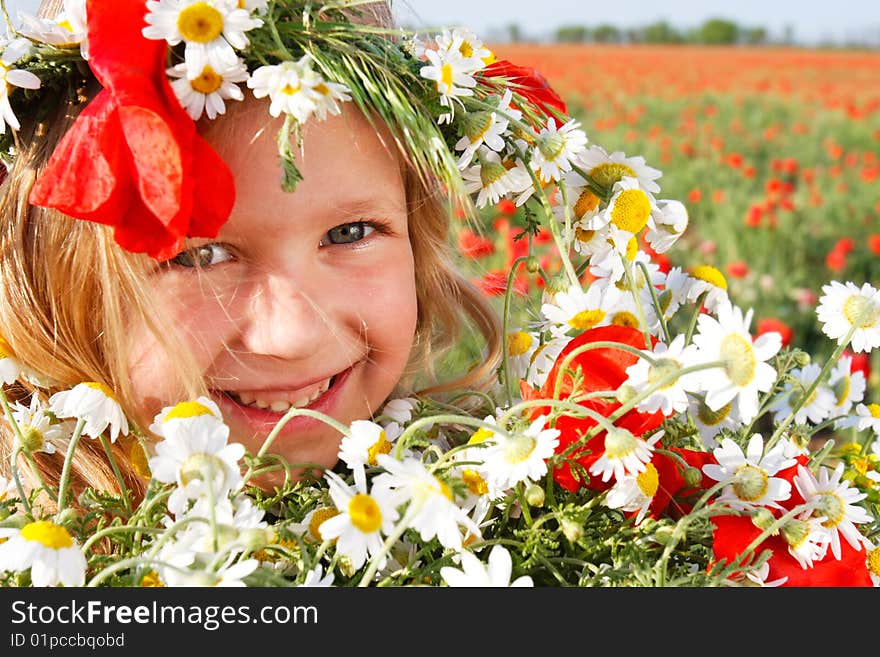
[637,259,671,344]
[501,256,531,407]
[55,418,86,516]
[357,504,419,587]
[621,256,652,350]
[684,290,709,345]
[98,433,131,515]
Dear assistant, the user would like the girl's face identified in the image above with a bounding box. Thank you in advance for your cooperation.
[126,99,418,485]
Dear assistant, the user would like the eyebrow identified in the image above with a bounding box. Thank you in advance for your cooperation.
[333,196,406,220]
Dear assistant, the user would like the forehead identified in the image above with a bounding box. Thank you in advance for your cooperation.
[198,97,408,230]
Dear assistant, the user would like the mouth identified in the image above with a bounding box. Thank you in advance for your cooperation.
[223,373,337,413]
[213,364,355,429]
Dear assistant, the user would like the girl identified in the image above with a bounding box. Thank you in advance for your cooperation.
[0,0,504,509]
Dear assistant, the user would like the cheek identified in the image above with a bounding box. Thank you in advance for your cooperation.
[124,277,238,414]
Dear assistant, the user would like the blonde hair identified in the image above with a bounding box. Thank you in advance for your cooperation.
[0,0,501,511]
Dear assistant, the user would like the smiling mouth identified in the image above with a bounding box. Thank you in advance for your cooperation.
[221,373,340,413]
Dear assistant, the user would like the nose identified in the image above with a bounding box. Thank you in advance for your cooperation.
[238,272,337,361]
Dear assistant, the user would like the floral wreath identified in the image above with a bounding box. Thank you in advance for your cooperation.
[0,0,879,589]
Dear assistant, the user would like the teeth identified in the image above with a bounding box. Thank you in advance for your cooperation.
[229,375,334,412]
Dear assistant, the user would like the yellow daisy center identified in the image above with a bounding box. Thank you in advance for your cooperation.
[348,494,382,533]
[590,162,636,188]
[636,462,659,498]
[21,427,44,453]
[190,65,223,94]
[610,189,651,233]
[309,508,339,541]
[732,464,768,502]
[690,265,728,291]
[697,400,731,426]
[647,358,681,390]
[468,426,494,445]
[84,381,118,401]
[503,434,537,465]
[440,63,454,90]
[625,235,639,261]
[281,82,301,95]
[575,227,595,243]
[0,336,13,358]
[482,51,496,66]
[366,431,392,466]
[842,295,879,328]
[611,311,639,328]
[815,492,846,529]
[165,400,214,421]
[569,309,606,331]
[177,2,224,43]
[140,571,165,587]
[574,189,600,218]
[604,429,638,460]
[459,41,474,58]
[507,331,534,356]
[20,520,74,549]
[436,477,454,501]
[832,375,851,406]
[867,545,880,578]
[462,469,488,496]
[179,452,225,486]
[869,403,880,418]
[480,160,507,187]
[128,440,152,479]
[719,334,756,387]
[538,133,565,161]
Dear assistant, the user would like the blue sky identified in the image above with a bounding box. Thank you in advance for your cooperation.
[394,0,880,44]
[7,1,879,45]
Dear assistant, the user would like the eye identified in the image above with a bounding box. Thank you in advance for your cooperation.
[322,221,376,246]
[169,243,234,268]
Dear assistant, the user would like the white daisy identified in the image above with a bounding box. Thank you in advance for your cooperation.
[781,514,831,570]
[11,395,71,455]
[373,455,480,551]
[688,395,743,450]
[0,42,41,135]
[166,558,259,587]
[827,356,866,423]
[604,461,660,525]
[338,419,403,490]
[0,336,21,385]
[440,545,533,587]
[48,382,129,442]
[419,46,477,122]
[167,58,248,120]
[148,415,245,516]
[851,403,880,436]
[248,56,350,123]
[769,363,836,426]
[433,27,494,70]
[529,117,589,183]
[379,397,420,424]
[816,281,880,353]
[577,145,662,194]
[301,564,334,587]
[17,0,87,46]
[793,463,872,560]
[540,283,620,336]
[659,266,693,321]
[318,471,399,571]
[624,334,702,416]
[461,148,532,208]
[701,434,796,511]
[523,333,572,389]
[866,542,880,586]
[645,198,688,253]
[553,169,604,230]
[691,300,781,424]
[481,414,559,491]
[598,176,654,237]
[589,428,660,484]
[744,561,788,587]
[143,0,263,77]
[455,89,518,169]
[686,265,730,314]
[0,520,86,587]
[149,397,224,437]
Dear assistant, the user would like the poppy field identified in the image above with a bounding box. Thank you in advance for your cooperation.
[453,43,880,390]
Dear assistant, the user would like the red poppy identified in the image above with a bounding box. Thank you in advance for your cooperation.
[483,60,567,119]
[28,0,235,261]
[756,317,793,347]
[458,229,495,258]
[844,350,871,379]
[519,325,664,492]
